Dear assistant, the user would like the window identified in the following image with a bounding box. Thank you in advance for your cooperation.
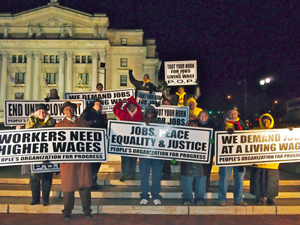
[79,73,89,85]
[75,55,80,63]
[121,38,128,46]
[18,55,23,63]
[56,55,60,63]
[120,75,127,86]
[24,55,27,63]
[88,55,92,63]
[12,55,17,63]
[50,55,55,63]
[46,73,56,84]
[15,73,25,84]
[82,56,87,63]
[44,55,49,63]
[120,58,128,67]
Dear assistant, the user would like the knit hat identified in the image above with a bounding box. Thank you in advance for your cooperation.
[35,103,47,112]
[144,105,157,118]
[227,104,239,111]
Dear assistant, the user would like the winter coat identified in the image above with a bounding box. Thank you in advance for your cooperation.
[129,71,158,94]
[187,97,203,119]
[80,106,107,128]
[162,86,200,106]
[54,117,93,192]
[113,96,144,122]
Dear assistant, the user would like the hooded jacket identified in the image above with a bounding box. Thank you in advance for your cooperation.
[187,97,203,119]
[113,96,144,122]
[253,113,279,170]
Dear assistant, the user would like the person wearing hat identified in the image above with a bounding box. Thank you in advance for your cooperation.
[139,105,164,205]
[250,113,279,205]
[187,97,203,120]
[54,101,93,220]
[22,103,56,206]
[113,96,144,181]
[217,104,248,206]
[80,99,107,190]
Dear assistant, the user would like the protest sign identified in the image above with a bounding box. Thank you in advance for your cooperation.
[164,60,197,86]
[31,163,60,173]
[215,128,300,167]
[4,100,85,126]
[136,91,162,110]
[151,105,189,126]
[64,89,134,112]
[108,120,213,163]
[0,127,107,166]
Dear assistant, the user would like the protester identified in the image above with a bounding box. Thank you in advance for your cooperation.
[44,88,60,101]
[139,106,164,205]
[197,110,216,191]
[250,113,279,205]
[181,119,208,206]
[55,101,92,220]
[20,103,56,206]
[187,97,203,120]
[217,104,248,206]
[129,69,158,96]
[80,99,107,190]
[113,96,144,181]
[96,83,103,93]
[162,83,200,106]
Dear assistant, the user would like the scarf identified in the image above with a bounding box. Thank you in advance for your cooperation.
[176,92,186,106]
[127,107,137,119]
[225,117,242,130]
[142,79,150,87]
[38,114,51,127]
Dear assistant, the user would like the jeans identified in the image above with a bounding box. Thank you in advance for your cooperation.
[181,175,207,201]
[218,166,245,203]
[139,158,163,200]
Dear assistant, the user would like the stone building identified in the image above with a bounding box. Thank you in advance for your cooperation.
[0,1,161,122]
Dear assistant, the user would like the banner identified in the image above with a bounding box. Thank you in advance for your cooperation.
[0,127,107,166]
[152,105,189,126]
[31,163,60,173]
[107,120,213,163]
[215,128,300,167]
[164,60,197,86]
[136,91,162,110]
[64,89,134,112]
[4,100,85,126]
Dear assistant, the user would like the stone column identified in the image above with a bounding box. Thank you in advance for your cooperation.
[58,51,65,98]
[65,51,73,93]
[24,51,33,99]
[0,52,9,111]
[91,52,98,90]
[33,52,42,99]
[99,51,106,88]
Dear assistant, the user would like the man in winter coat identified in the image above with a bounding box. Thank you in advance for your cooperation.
[55,101,93,221]
[187,97,203,119]
[250,113,279,205]
[113,96,144,181]
[129,69,158,96]
[217,104,248,206]
[80,99,107,190]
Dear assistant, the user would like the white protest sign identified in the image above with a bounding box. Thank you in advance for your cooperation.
[215,128,300,167]
[107,120,213,163]
[64,89,134,112]
[31,163,60,173]
[151,105,189,126]
[136,91,162,110]
[0,127,107,166]
[4,100,85,126]
[164,60,197,86]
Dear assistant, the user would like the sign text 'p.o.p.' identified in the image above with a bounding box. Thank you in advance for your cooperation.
[108,120,213,163]
[4,100,85,126]
[64,89,134,112]
[215,128,300,167]
[164,60,197,86]
[151,105,189,126]
[31,163,60,173]
[136,91,162,110]
[0,127,107,166]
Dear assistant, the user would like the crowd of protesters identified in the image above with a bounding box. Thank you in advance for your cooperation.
[14,73,280,220]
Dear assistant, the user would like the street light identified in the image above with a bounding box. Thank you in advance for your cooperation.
[260,77,271,86]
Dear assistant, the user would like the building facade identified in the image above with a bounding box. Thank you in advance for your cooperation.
[0,1,161,122]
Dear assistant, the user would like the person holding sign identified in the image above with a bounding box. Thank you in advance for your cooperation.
[23,103,56,206]
[250,113,279,205]
[162,83,200,106]
[139,105,164,205]
[80,99,107,190]
[55,101,93,221]
[181,119,209,206]
[187,97,203,120]
[129,70,158,96]
[113,96,144,181]
[217,104,248,206]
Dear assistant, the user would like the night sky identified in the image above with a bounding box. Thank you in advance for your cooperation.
[1,0,300,119]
